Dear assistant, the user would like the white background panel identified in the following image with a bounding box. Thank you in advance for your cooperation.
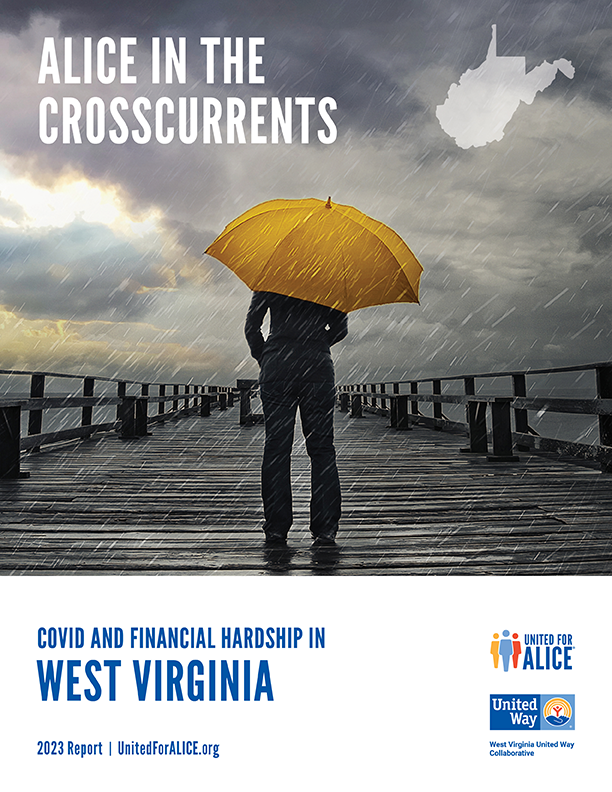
[0,576,607,790]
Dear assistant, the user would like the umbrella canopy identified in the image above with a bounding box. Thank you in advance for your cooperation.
[205,197,423,313]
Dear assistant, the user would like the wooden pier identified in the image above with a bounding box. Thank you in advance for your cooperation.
[1,405,611,576]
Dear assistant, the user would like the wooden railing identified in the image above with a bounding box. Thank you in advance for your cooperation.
[339,361,612,473]
[0,368,236,478]
[5,362,611,480]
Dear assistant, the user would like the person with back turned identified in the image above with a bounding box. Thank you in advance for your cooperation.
[245,290,348,546]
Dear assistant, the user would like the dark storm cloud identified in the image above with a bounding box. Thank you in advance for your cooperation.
[567,31,612,108]
[0,0,425,35]
[0,220,170,319]
[161,217,216,259]
[536,191,612,258]
[160,217,235,283]
[0,0,182,35]
[1,266,157,319]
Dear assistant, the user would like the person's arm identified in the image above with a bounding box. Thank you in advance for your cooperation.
[326,310,348,346]
[244,291,269,362]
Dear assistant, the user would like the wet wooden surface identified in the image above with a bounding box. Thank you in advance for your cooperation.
[1,406,611,575]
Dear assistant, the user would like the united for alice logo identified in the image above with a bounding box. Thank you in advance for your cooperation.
[490,631,573,671]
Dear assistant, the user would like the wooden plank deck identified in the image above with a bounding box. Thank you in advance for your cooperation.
[1,406,611,575]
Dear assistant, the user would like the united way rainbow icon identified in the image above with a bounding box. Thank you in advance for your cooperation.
[543,697,572,727]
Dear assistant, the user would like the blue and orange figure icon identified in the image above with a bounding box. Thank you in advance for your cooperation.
[491,631,522,671]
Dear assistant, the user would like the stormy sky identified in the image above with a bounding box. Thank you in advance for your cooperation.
[0,0,610,388]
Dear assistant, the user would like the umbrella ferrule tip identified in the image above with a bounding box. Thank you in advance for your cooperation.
[325,196,332,208]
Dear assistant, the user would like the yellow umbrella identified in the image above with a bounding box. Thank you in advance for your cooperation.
[205,196,423,313]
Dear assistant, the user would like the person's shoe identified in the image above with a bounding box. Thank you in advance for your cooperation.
[311,533,336,546]
[264,533,288,546]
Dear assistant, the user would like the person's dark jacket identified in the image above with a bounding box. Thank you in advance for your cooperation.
[245,291,348,364]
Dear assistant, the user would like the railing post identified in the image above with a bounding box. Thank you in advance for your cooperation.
[0,405,28,478]
[119,395,137,439]
[350,393,363,418]
[390,383,399,428]
[81,377,94,432]
[488,398,519,462]
[370,383,377,409]
[239,382,250,424]
[227,390,234,408]
[173,384,179,413]
[596,365,612,473]
[380,382,387,410]
[136,384,150,436]
[410,382,419,420]
[433,379,442,428]
[116,382,126,422]
[461,377,488,454]
[200,390,211,417]
[396,394,409,430]
[28,373,45,452]
[339,392,349,412]
[135,397,150,436]
[158,384,166,418]
[512,373,530,451]
[219,392,227,411]
[237,380,256,425]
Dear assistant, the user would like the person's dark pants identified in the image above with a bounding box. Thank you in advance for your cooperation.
[259,348,341,539]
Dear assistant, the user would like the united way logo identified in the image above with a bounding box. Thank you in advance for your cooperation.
[543,697,573,727]
[490,694,575,730]
[490,630,521,671]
